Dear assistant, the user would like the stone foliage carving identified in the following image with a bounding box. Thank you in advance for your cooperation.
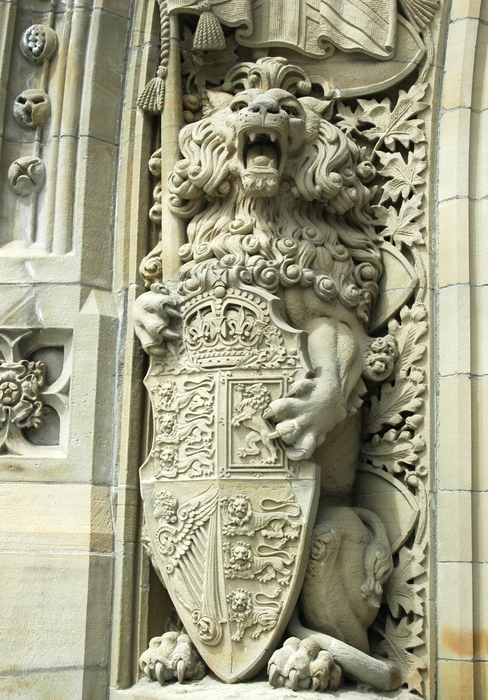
[135,0,436,694]
[0,331,71,456]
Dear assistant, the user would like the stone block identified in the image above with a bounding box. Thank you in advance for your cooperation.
[438,108,471,202]
[469,110,488,200]
[0,552,112,672]
[438,375,472,490]
[438,284,471,376]
[472,22,488,111]
[437,660,475,700]
[470,197,488,287]
[473,495,488,563]
[438,491,473,562]
[442,18,479,110]
[450,0,483,21]
[471,285,488,376]
[438,562,474,660]
[0,483,113,552]
[472,376,488,491]
[438,198,470,287]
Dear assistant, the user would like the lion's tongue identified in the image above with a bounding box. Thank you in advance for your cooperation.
[246,142,278,170]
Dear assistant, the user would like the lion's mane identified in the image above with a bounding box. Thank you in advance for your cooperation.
[168,92,382,323]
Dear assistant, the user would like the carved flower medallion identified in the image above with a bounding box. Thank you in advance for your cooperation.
[0,360,45,429]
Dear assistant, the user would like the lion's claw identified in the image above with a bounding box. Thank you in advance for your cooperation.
[139,631,205,685]
[267,637,343,691]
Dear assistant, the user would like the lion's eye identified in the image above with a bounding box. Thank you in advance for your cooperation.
[282,105,299,117]
[231,101,248,112]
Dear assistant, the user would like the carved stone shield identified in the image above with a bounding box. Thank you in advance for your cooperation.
[141,281,319,682]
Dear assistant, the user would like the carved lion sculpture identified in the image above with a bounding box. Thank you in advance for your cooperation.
[135,57,399,691]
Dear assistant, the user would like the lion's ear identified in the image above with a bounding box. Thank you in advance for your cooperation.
[202,90,234,116]
[299,96,333,120]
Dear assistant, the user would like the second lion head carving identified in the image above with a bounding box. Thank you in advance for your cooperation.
[168,58,381,324]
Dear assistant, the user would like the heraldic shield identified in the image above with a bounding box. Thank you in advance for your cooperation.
[140,279,319,683]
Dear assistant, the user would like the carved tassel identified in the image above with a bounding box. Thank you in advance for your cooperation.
[138,0,170,115]
[138,66,167,115]
[193,1,226,51]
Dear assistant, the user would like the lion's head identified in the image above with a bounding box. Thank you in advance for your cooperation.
[169,58,382,323]
[225,494,253,526]
[228,542,253,571]
[227,589,252,619]
[236,382,271,412]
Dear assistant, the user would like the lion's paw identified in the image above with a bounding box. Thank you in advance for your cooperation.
[139,631,206,685]
[170,633,206,683]
[264,372,352,461]
[268,637,343,691]
[134,284,181,358]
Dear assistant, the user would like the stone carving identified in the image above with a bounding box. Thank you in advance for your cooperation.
[268,637,342,691]
[221,494,301,541]
[10,20,57,202]
[0,360,45,433]
[0,330,71,456]
[224,541,295,585]
[8,157,46,196]
[135,0,435,692]
[165,0,397,58]
[231,383,278,464]
[20,24,58,64]
[13,89,51,130]
[140,631,206,683]
[301,507,393,654]
[226,586,282,642]
[150,376,215,478]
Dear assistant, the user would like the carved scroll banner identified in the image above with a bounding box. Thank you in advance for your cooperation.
[141,282,319,681]
[167,0,396,58]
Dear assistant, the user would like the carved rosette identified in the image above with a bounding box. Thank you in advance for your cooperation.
[141,281,319,681]
[0,360,45,431]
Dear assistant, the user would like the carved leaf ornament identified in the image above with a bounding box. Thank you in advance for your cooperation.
[353,82,430,692]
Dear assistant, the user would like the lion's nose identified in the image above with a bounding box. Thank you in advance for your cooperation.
[248,94,280,116]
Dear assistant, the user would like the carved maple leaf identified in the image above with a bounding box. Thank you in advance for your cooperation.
[376,616,427,693]
[378,148,427,203]
[372,193,425,247]
[363,369,426,436]
[384,542,427,617]
[358,83,428,151]
[388,304,428,378]
[335,101,363,135]
[361,429,425,474]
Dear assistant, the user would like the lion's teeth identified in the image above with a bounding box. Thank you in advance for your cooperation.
[249,132,257,142]
[270,133,277,142]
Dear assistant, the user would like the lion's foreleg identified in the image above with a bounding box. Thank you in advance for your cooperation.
[265,316,366,460]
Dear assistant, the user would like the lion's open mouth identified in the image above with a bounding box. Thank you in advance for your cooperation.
[241,131,281,172]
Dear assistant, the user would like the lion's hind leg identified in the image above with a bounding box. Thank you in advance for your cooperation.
[237,430,261,458]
